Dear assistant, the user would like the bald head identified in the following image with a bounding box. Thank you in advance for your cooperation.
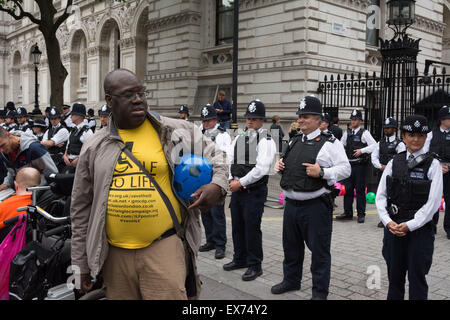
[104,69,138,95]
[15,167,41,189]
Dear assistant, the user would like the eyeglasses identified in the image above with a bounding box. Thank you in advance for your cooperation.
[108,91,148,100]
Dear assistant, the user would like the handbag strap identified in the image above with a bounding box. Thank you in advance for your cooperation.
[121,146,185,239]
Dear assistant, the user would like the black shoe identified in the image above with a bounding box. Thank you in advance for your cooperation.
[223,261,248,271]
[377,221,384,228]
[242,268,262,281]
[199,243,215,252]
[271,281,300,294]
[335,213,353,220]
[215,248,225,259]
[311,296,327,300]
[357,215,365,223]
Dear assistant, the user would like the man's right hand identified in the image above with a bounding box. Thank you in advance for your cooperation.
[274,160,285,172]
[79,273,94,294]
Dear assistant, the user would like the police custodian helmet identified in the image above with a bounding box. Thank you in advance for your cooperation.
[296,96,322,116]
[383,117,398,129]
[244,99,265,119]
[200,104,218,121]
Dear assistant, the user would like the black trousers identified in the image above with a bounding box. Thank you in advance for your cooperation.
[229,185,267,270]
[282,196,333,299]
[200,204,227,250]
[344,163,367,216]
[382,222,435,300]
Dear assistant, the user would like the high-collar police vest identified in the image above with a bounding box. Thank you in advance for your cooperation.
[280,132,334,192]
[47,125,67,154]
[202,126,226,142]
[17,123,30,132]
[379,137,401,165]
[386,151,433,222]
[7,123,17,132]
[429,128,450,162]
[230,129,270,189]
[67,125,89,156]
[345,128,369,163]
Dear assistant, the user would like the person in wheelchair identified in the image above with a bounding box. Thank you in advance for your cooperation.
[0,167,41,241]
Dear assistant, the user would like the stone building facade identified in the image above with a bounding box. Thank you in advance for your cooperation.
[0,0,449,126]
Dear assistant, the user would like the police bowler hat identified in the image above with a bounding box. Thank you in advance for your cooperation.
[71,102,86,117]
[401,114,430,134]
[32,119,47,128]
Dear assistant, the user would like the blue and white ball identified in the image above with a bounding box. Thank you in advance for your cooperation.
[174,154,212,200]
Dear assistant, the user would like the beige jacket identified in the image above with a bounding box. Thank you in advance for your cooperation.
[70,111,228,292]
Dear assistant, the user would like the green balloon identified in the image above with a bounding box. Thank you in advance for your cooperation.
[366,192,376,204]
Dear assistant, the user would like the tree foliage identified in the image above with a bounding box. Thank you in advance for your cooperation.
[0,0,126,111]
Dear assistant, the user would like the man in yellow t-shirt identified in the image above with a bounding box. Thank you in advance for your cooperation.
[105,119,182,249]
[72,69,228,300]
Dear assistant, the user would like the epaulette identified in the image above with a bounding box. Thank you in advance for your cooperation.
[321,131,336,143]
[217,126,226,133]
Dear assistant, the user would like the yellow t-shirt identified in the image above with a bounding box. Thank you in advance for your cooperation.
[105,119,182,249]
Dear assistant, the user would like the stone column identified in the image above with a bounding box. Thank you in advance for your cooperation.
[86,45,109,104]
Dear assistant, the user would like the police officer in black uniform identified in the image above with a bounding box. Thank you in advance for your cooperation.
[62,104,74,129]
[87,108,97,133]
[4,110,17,132]
[63,103,93,173]
[329,116,343,141]
[371,117,406,227]
[42,107,70,172]
[424,105,450,239]
[223,99,276,281]
[376,114,442,300]
[178,105,189,120]
[198,104,231,259]
[31,119,47,141]
[98,104,111,129]
[336,109,377,223]
[270,96,350,299]
[16,107,32,135]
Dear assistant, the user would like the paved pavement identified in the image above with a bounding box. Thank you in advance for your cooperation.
[197,195,450,300]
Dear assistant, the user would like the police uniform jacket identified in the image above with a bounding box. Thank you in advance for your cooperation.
[424,127,450,165]
[43,123,70,151]
[228,127,276,188]
[66,122,93,160]
[341,127,377,160]
[376,148,443,231]
[371,135,406,169]
[203,123,232,155]
[281,128,351,201]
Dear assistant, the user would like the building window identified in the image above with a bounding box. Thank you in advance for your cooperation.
[216,0,234,46]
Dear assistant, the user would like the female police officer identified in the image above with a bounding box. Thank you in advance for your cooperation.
[376,114,443,300]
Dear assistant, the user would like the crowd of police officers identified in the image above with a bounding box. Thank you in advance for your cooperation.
[0,101,111,174]
[1,94,448,300]
[196,95,448,301]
